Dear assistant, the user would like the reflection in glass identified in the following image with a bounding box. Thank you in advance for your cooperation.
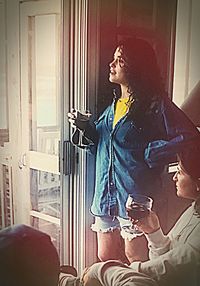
[30,169,60,218]
[27,8,61,254]
[30,14,60,154]
[31,216,61,253]
[0,3,9,143]
[30,168,60,252]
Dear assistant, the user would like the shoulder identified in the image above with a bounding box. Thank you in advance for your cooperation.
[144,95,163,116]
[100,103,113,117]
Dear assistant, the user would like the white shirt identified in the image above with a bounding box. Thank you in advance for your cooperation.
[82,202,200,286]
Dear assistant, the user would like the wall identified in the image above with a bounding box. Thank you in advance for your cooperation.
[173,0,200,107]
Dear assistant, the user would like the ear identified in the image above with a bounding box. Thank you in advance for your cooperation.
[196,179,200,192]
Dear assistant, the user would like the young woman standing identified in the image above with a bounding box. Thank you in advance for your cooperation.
[68,37,199,263]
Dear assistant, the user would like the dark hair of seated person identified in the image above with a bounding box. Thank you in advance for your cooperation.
[178,141,200,180]
[0,224,60,286]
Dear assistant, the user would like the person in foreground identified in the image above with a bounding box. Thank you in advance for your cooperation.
[60,143,200,286]
[0,224,60,286]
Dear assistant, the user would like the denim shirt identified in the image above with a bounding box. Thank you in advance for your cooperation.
[72,96,199,218]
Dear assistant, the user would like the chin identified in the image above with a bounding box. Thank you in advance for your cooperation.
[176,189,192,200]
[176,189,183,198]
[109,76,116,83]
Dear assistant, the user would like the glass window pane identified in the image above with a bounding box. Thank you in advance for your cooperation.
[30,14,60,154]
[27,11,61,254]
[30,169,60,218]
[30,168,60,252]
[31,216,61,253]
[0,2,9,144]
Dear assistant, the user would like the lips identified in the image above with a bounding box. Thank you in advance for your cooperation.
[110,69,116,75]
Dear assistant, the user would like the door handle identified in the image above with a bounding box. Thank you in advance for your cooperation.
[62,140,74,175]
[18,153,27,169]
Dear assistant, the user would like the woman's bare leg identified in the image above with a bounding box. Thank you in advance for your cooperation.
[125,235,148,263]
[97,228,129,263]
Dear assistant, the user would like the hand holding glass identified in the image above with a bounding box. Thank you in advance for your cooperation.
[68,109,91,130]
[125,194,153,237]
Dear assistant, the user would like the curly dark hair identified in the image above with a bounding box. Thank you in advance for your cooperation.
[178,138,200,181]
[117,37,165,100]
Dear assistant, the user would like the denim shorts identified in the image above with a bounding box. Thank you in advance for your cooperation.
[91,216,136,241]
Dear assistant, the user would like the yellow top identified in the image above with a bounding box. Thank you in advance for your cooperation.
[113,97,134,128]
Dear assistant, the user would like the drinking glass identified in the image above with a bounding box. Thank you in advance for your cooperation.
[124,194,153,237]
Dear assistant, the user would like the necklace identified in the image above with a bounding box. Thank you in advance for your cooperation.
[125,94,135,107]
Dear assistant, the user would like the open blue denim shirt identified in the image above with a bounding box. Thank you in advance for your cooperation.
[72,96,200,218]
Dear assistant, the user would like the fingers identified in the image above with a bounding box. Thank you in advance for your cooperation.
[85,111,92,118]
[68,118,77,128]
[67,108,92,131]
[129,217,139,224]
[68,109,92,118]
[67,109,77,129]
[67,109,76,119]
[133,210,160,234]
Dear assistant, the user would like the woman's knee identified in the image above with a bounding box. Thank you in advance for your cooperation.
[98,250,111,261]
[97,229,122,261]
[125,236,148,263]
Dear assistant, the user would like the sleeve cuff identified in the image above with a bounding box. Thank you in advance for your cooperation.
[129,261,141,272]
[145,228,169,248]
[71,128,94,148]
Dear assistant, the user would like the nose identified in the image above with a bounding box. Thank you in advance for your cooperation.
[173,171,178,182]
[109,59,116,68]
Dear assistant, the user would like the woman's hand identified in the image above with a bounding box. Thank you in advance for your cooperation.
[132,210,160,234]
[67,109,92,131]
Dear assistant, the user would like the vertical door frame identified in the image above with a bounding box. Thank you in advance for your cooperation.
[62,0,100,271]
[6,0,24,224]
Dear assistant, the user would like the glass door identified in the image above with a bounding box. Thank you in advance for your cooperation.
[20,0,61,253]
[19,0,99,268]
[0,0,12,229]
